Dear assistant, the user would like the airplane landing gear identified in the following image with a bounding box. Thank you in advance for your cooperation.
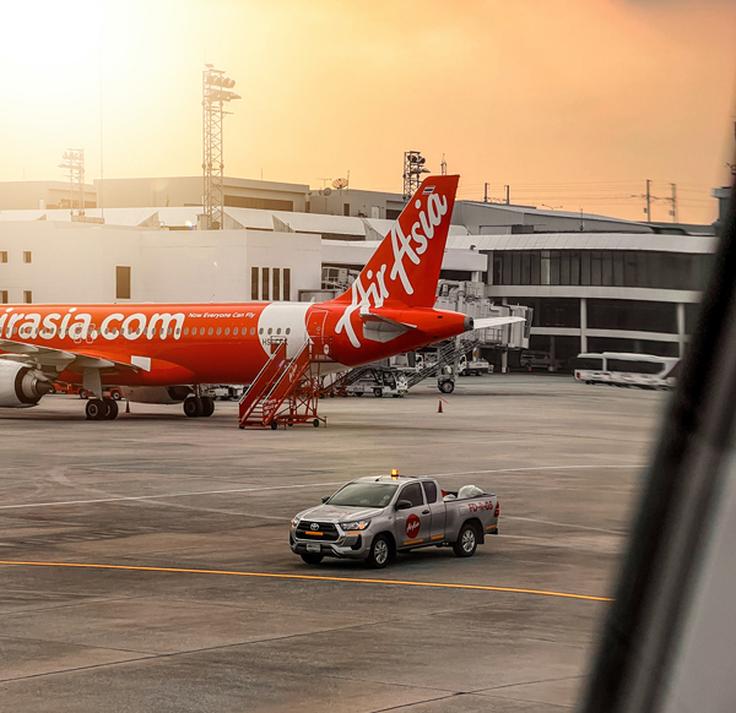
[201,397,215,417]
[85,397,119,421]
[183,396,215,418]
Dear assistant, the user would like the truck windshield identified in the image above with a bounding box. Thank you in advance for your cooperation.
[328,482,398,508]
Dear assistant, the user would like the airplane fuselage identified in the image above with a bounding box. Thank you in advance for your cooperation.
[0,301,469,387]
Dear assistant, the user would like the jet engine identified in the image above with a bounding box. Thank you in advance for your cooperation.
[0,360,53,407]
[120,386,192,404]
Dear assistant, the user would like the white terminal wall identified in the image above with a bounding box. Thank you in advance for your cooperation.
[0,222,485,304]
[0,222,322,303]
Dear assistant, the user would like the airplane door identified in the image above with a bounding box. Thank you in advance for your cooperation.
[307,308,330,357]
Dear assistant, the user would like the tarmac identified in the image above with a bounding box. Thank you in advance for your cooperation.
[0,375,666,712]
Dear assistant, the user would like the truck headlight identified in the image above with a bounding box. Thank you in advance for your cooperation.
[340,520,370,532]
[290,517,300,528]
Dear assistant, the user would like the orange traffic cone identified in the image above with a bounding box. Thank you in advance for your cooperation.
[437,399,443,414]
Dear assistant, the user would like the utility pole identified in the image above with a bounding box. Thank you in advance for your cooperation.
[669,183,678,223]
[483,182,489,203]
[440,154,447,176]
[504,184,510,205]
[645,178,652,222]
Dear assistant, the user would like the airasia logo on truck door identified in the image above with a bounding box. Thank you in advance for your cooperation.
[405,514,421,539]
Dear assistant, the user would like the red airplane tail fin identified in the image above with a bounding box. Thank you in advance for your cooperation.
[332,174,459,309]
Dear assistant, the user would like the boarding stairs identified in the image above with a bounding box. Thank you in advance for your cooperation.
[323,335,484,397]
[238,339,325,429]
[405,335,483,389]
[320,364,375,397]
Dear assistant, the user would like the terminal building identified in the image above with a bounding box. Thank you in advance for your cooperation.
[449,232,715,363]
[0,175,722,369]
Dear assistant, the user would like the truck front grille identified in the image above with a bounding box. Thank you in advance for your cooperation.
[296,521,339,541]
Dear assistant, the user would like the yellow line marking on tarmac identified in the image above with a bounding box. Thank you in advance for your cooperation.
[0,560,613,603]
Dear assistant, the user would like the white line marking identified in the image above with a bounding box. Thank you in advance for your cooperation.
[0,464,642,512]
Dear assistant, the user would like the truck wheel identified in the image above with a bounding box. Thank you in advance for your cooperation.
[367,534,393,569]
[453,522,479,557]
[300,553,323,565]
[439,380,455,394]
[373,388,383,398]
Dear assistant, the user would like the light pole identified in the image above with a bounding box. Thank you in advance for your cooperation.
[202,65,240,230]
[402,150,429,199]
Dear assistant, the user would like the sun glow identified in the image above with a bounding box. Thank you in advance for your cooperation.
[0,1,733,225]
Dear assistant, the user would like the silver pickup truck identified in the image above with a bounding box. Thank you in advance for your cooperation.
[289,473,500,568]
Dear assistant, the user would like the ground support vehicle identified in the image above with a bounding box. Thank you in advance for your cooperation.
[519,350,560,372]
[346,368,408,398]
[208,385,244,401]
[572,352,680,390]
[289,472,500,568]
[458,354,492,376]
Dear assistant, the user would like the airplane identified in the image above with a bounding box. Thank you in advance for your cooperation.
[0,174,524,421]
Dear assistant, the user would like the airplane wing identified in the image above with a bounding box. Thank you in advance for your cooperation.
[470,316,526,330]
[0,338,149,378]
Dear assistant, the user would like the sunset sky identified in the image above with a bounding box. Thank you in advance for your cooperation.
[0,0,734,223]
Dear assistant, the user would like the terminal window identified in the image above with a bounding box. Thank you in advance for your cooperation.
[23,290,32,303]
[493,250,712,290]
[0,251,7,263]
[283,268,291,301]
[115,266,131,300]
[1,290,8,303]
[23,251,32,263]
[251,267,259,300]
[261,267,270,301]
[273,268,281,302]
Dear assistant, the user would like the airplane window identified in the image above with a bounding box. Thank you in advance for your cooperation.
[267,328,273,335]
[207,327,214,336]
[276,328,282,335]
[225,327,230,336]
[259,327,263,334]
[216,327,222,336]
[250,327,256,336]
[183,327,189,336]
[286,328,291,335]
[199,327,205,336]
